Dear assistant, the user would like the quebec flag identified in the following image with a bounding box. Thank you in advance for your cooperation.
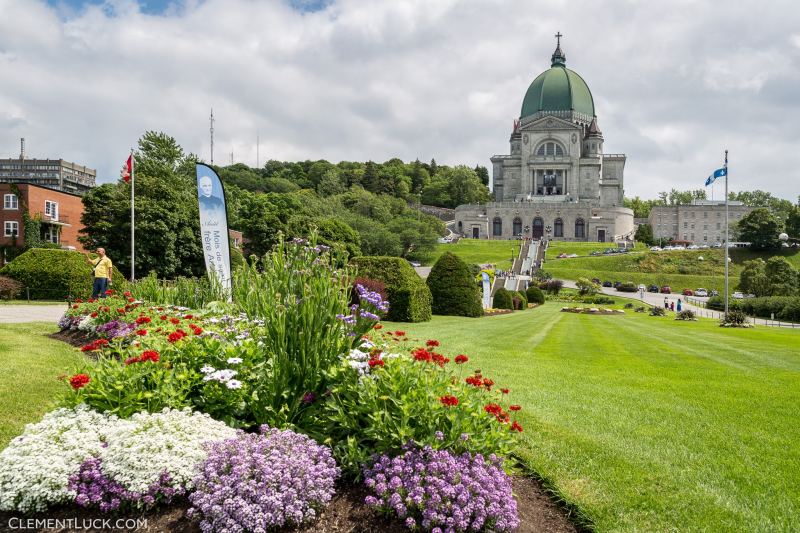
[705,167,727,186]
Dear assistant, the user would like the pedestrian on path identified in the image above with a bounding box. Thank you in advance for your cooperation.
[85,248,113,299]
[677,299,682,312]
[664,297,669,309]
[670,301,675,312]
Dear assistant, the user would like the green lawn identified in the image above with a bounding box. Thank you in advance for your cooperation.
[0,323,87,448]
[385,306,800,532]
[423,239,519,267]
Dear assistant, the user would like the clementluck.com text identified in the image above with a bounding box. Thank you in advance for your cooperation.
[6,518,148,530]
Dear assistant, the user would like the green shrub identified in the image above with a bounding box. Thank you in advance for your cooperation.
[526,285,545,305]
[778,300,800,322]
[0,249,107,300]
[351,256,432,322]
[721,309,749,327]
[650,306,666,316]
[576,277,600,296]
[426,252,482,317]
[624,302,634,309]
[616,282,637,293]
[540,279,562,295]
[492,288,514,310]
[676,309,696,320]
[512,291,528,310]
[583,295,615,305]
[0,275,23,300]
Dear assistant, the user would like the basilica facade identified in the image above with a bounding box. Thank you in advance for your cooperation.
[455,37,634,242]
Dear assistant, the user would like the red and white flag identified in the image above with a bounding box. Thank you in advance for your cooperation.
[120,155,132,183]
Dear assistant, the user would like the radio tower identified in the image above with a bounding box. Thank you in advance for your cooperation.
[209,109,215,164]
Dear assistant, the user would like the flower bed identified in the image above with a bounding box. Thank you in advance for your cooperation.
[1,237,527,532]
[560,307,624,315]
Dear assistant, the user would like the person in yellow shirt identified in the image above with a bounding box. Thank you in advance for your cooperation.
[84,248,113,299]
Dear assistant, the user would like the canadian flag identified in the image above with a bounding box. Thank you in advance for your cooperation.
[120,155,132,183]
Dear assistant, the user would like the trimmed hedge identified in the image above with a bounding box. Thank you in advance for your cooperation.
[616,282,638,293]
[426,252,482,317]
[493,288,514,310]
[526,286,545,305]
[730,296,800,323]
[0,249,109,300]
[513,291,528,310]
[350,256,432,322]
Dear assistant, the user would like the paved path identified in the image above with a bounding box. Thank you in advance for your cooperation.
[0,304,66,324]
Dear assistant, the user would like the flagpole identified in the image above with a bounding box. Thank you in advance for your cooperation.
[724,149,729,315]
[130,149,135,282]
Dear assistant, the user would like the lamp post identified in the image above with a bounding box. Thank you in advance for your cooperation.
[545,224,552,242]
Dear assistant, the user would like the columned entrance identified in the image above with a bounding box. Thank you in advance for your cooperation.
[532,217,544,239]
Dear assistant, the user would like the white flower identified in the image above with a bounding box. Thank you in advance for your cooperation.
[225,380,243,390]
[200,365,216,374]
[226,357,243,365]
[204,369,237,382]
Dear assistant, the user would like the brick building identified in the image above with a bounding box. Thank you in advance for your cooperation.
[1,183,86,265]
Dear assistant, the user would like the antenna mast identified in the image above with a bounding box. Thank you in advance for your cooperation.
[210,109,215,164]
[256,131,260,169]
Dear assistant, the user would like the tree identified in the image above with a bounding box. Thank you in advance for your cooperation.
[737,208,782,249]
[785,206,800,238]
[443,166,491,207]
[426,252,482,317]
[420,175,451,207]
[764,257,799,296]
[634,223,654,245]
[474,165,490,187]
[576,277,600,295]
[624,196,662,218]
[316,170,346,197]
[738,259,770,297]
[729,190,795,223]
[658,189,706,206]
[409,159,430,193]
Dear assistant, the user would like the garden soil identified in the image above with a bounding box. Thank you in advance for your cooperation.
[0,477,577,532]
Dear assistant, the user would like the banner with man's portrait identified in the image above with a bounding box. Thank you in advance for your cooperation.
[196,164,232,292]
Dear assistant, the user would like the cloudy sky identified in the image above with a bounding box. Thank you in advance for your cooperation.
[1,0,798,200]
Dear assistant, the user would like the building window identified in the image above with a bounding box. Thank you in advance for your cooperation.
[703,212,708,218]
[493,217,503,237]
[532,217,544,238]
[45,200,59,220]
[3,194,18,210]
[43,226,59,244]
[535,141,565,156]
[703,234,708,241]
[716,222,721,230]
[513,217,522,236]
[684,222,688,228]
[575,218,585,238]
[4,221,18,237]
[458,221,463,233]
[554,218,563,237]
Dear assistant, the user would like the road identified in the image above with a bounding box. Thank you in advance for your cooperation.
[0,304,66,324]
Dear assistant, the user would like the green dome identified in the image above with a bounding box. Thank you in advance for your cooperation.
[520,64,595,120]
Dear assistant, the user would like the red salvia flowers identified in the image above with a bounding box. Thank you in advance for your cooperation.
[439,395,459,407]
[69,374,90,390]
[510,421,523,432]
[509,405,521,411]
[455,354,469,364]
[426,339,440,347]
[135,316,151,325]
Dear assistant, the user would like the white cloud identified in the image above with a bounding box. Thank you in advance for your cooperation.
[0,0,798,200]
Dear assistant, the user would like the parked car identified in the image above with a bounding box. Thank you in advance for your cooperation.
[712,242,723,248]
[613,281,622,289]
[687,244,700,250]
[682,289,693,296]
[661,286,672,294]
[695,288,709,297]
[732,292,744,299]
[591,278,601,284]
[648,285,660,293]
[407,260,422,267]
[710,290,719,297]
[590,251,602,256]
[602,280,613,287]
[650,246,662,252]
[637,284,647,292]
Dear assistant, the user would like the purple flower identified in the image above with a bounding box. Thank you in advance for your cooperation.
[302,391,317,404]
[435,431,444,441]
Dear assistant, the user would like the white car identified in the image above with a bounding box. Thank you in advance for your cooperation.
[695,288,708,297]
[732,292,744,299]
[687,244,700,250]
[650,246,662,252]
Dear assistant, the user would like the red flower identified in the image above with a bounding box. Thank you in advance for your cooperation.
[104,289,113,296]
[117,308,126,314]
[455,354,468,364]
[192,326,203,335]
[90,312,98,318]
[124,291,132,297]
[87,299,95,303]
[80,344,95,352]
[75,299,83,303]
[394,330,406,337]
[501,388,510,394]
[509,405,521,411]
[127,298,135,303]
[135,316,151,324]
[426,339,440,347]
[510,421,523,432]
[170,317,180,325]
[484,403,503,416]
[72,304,79,309]
[95,339,109,346]
[412,348,432,363]
[465,375,483,387]
[373,324,383,330]
[482,378,494,391]
[69,374,90,390]
[102,306,110,313]
[135,329,148,336]
[140,350,160,362]
[167,332,183,343]
[160,315,168,321]
[124,356,139,365]
[368,359,384,368]
[184,314,193,319]
[439,395,459,407]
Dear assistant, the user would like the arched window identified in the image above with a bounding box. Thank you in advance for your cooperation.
[554,218,563,237]
[535,141,565,156]
[512,217,522,236]
[493,217,502,236]
[532,217,544,238]
[575,218,585,238]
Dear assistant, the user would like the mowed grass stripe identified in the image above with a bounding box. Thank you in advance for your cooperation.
[384,305,800,531]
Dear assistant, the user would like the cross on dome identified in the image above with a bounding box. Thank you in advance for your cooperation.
[551,32,566,67]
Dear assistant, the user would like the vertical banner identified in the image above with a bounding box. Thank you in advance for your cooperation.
[196,164,232,292]
[481,272,491,309]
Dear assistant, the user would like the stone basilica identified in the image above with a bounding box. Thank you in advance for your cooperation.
[455,36,634,242]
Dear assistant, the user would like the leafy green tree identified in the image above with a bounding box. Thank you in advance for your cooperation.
[474,165,490,187]
[624,196,662,218]
[659,189,706,206]
[738,259,770,297]
[729,190,795,223]
[420,176,451,207]
[785,206,800,238]
[443,166,490,207]
[634,223,654,245]
[576,277,600,295]
[764,257,799,296]
[737,208,782,249]
[409,159,430,193]
[317,170,346,197]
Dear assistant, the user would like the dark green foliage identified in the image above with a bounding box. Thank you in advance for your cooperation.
[721,309,749,327]
[493,288,514,310]
[778,300,800,322]
[0,249,112,299]
[735,296,800,322]
[676,310,696,320]
[526,285,545,305]
[512,291,528,310]
[737,208,783,250]
[425,252,482,317]
[650,306,666,316]
[786,206,800,238]
[764,257,799,296]
[582,295,615,304]
[634,223,654,245]
[350,256,431,322]
[540,279,562,294]
[617,282,638,293]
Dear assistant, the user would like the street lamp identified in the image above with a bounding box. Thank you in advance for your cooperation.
[545,224,552,242]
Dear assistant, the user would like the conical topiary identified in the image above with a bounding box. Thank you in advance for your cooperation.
[426,252,483,317]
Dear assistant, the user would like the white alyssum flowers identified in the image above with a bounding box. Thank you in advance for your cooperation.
[0,406,237,513]
[0,405,108,513]
[77,315,97,333]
